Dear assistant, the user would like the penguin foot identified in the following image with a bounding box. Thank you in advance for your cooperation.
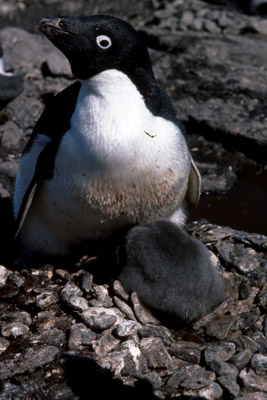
[117,220,225,323]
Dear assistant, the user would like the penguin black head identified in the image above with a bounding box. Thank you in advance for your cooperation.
[38,15,154,80]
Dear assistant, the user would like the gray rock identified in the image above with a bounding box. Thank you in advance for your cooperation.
[121,340,148,378]
[230,349,253,369]
[0,345,59,380]
[0,337,9,354]
[208,358,239,377]
[237,392,267,400]
[239,368,267,392]
[181,366,216,390]
[182,382,223,400]
[0,120,23,151]
[205,315,236,339]
[0,264,11,285]
[237,335,261,353]
[130,292,160,325]
[60,281,83,302]
[168,341,202,364]
[251,354,267,375]
[140,337,173,369]
[142,371,163,390]
[1,322,29,339]
[166,368,187,390]
[80,271,93,294]
[81,307,118,331]
[217,374,240,397]
[45,50,73,78]
[92,332,120,358]
[204,343,236,363]
[113,279,129,301]
[113,296,137,321]
[36,291,58,310]
[138,324,172,346]
[113,320,142,339]
[66,294,89,312]
[68,323,97,351]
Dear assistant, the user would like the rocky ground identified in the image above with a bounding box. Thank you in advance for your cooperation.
[0,0,266,399]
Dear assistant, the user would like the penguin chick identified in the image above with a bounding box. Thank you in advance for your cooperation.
[117,220,225,323]
[0,42,24,104]
[13,16,200,259]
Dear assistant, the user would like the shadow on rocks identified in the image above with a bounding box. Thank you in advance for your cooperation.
[63,353,207,400]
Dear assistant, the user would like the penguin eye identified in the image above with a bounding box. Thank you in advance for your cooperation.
[96,35,112,49]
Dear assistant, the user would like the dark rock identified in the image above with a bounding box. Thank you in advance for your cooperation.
[121,340,148,378]
[239,368,267,392]
[236,392,267,399]
[1,322,29,339]
[81,307,118,331]
[205,315,236,339]
[0,345,59,380]
[142,371,163,390]
[237,335,261,353]
[138,324,172,346]
[230,349,253,369]
[60,281,83,302]
[0,337,10,354]
[68,323,97,351]
[65,294,89,312]
[113,279,130,301]
[36,290,58,310]
[217,374,240,397]
[207,358,239,377]
[80,271,93,294]
[204,343,236,363]
[140,337,173,369]
[113,320,142,339]
[180,366,216,390]
[166,367,187,391]
[197,161,236,194]
[168,341,202,364]
[130,292,160,325]
[182,382,223,400]
[0,120,23,151]
[113,296,137,321]
[251,354,267,375]
[91,332,120,358]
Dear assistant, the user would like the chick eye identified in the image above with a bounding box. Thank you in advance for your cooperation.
[96,35,112,49]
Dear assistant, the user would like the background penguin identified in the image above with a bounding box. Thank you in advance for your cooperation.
[0,42,24,105]
[117,220,225,323]
[13,15,200,259]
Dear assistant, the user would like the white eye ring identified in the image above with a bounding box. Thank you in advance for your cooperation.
[96,35,112,49]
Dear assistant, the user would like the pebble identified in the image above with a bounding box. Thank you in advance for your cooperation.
[66,294,89,312]
[239,368,267,392]
[0,337,9,354]
[36,291,58,309]
[142,371,163,390]
[230,349,252,369]
[1,322,29,339]
[113,295,136,321]
[121,340,148,378]
[131,292,160,325]
[204,343,236,363]
[168,341,202,364]
[251,354,267,374]
[208,358,239,377]
[60,281,83,302]
[113,320,142,339]
[217,374,240,397]
[205,314,235,339]
[181,366,216,390]
[183,382,223,400]
[138,324,172,346]
[140,337,173,369]
[81,307,118,331]
[68,323,97,350]
[0,264,11,285]
[80,271,93,294]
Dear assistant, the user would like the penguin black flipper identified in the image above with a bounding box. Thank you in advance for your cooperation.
[117,220,225,323]
[14,81,81,238]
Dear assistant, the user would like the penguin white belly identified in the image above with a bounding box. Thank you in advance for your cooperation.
[17,70,191,257]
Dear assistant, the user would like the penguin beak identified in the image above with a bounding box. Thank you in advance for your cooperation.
[37,18,70,38]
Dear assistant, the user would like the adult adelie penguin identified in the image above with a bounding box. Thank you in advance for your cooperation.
[13,15,200,259]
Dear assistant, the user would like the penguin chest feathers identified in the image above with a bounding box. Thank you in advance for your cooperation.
[49,69,190,229]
